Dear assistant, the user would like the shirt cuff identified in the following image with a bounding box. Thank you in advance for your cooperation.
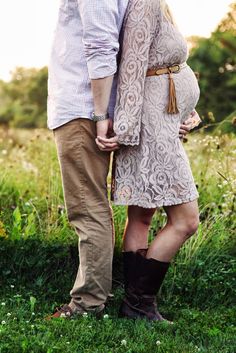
[87,56,117,79]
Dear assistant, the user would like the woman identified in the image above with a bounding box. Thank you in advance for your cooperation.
[97,0,201,321]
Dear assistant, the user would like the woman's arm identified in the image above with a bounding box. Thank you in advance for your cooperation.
[113,0,161,145]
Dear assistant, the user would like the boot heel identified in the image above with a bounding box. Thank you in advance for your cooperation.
[120,251,171,321]
[119,300,144,320]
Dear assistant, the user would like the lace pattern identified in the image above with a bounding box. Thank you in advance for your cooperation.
[114,0,161,145]
[112,0,200,207]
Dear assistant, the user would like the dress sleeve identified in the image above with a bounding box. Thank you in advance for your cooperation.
[114,0,160,145]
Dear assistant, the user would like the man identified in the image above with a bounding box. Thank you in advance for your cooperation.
[47,0,191,318]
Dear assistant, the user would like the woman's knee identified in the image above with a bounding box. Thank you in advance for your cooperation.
[165,201,199,240]
[127,206,155,227]
[170,213,199,239]
[185,215,200,237]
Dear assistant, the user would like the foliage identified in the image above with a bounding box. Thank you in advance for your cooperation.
[188,3,236,125]
[0,4,236,130]
[213,110,236,134]
[0,67,48,128]
[0,126,235,351]
[217,2,236,33]
[0,296,235,353]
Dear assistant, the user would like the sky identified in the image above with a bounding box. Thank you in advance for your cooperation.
[0,0,233,81]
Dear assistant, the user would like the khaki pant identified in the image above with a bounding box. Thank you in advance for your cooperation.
[54,119,113,310]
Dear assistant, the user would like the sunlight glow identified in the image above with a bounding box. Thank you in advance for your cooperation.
[0,0,232,81]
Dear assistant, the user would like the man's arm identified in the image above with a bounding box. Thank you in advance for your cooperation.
[91,76,114,140]
[78,0,120,144]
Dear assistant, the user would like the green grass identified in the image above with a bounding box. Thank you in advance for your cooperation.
[0,287,235,353]
[0,127,235,352]
[0,235,235,352]
[213,110,236,135]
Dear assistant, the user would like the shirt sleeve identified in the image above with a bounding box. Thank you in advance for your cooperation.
[114,0,160,145]
[77,0,120,79]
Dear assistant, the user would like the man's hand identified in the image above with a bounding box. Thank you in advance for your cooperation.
[96,135,119,152]
[96,119,110,139]
[96,119,120,152]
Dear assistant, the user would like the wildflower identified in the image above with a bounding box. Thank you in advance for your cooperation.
[1,321,6,325]
[32,312,35,316]
[31,325,35,329]
[156,340,161,345]
[103,314,109,319]
[66,342,70,345]
[0,221,7,238]
[1,302,6,306]
[82,312,88,318]
[7,313,11,317]
[121,339,127,346]
[10,285,14,288]
[1,150,7,155]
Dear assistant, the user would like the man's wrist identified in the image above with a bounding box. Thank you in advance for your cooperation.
[92,112,109,122]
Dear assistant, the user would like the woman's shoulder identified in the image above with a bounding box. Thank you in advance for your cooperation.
[125,0,161,22]
[126,0,160,14]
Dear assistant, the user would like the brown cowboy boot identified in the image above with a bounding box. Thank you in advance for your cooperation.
[119,249,146,316]
[119,251,170,321]
[122,249,147,292]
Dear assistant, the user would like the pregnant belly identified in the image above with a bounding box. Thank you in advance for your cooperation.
[174,66,200,122]
[144,65,200,121]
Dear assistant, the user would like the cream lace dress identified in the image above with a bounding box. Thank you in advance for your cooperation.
[112,0,200,208]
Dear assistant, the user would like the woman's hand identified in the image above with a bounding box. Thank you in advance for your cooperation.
[96,119,120,152]
[96,135,120,152]
[179,110,201,139]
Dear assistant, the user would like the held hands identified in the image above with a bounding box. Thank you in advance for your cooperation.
[95,119,120,152]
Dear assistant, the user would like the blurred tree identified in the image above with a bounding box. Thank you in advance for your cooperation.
[188,2,236,128]
[0,3,236,129]
[0,67,48,128]
[217,2,236,33]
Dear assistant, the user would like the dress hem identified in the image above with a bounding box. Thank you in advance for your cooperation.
[112,194,199,208]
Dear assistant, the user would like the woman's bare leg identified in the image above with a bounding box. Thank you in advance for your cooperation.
[146,200,199,262]
[120,201,199,321]
[123,206,156,252]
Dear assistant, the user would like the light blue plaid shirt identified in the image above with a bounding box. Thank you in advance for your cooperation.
[47,0,129,129]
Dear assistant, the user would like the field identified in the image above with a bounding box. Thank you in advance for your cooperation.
[0,127,235,353]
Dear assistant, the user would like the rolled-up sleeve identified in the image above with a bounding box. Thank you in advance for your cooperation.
[77,0,120,79]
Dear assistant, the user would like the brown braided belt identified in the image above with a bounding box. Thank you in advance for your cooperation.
[146,63,187,114]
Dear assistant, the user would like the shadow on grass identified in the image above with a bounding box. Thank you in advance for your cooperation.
[0,237,235,310]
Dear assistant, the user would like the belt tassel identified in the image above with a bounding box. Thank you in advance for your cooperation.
[167,72,179,114]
